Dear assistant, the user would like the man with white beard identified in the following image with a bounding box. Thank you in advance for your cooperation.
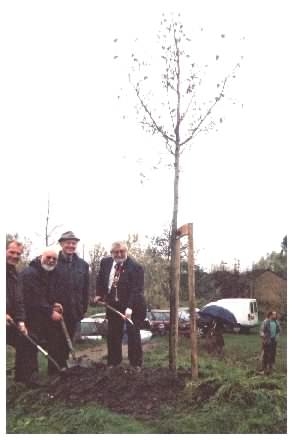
[20,248,63,382]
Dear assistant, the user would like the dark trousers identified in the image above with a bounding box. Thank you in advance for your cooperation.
[6,326,37,382]
[47,318,77,374]
[263,338,277,370]
[28,317,77,375]
[107,311,142,367]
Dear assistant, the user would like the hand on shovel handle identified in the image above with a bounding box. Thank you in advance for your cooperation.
[53,302,63,314]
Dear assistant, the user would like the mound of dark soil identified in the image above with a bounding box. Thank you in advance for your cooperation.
[45,363,189,419]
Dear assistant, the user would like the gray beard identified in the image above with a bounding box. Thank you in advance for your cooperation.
[114,258,126,264]
[41,263,56,272]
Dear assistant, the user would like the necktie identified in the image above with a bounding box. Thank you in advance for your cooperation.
[112,263,122,301]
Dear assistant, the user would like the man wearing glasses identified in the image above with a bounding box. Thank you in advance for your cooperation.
[95,241,146,371]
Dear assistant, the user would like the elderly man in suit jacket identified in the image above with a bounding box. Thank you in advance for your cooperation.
[95,241,146,370]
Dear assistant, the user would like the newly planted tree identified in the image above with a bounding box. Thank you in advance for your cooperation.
[125,14,242,371]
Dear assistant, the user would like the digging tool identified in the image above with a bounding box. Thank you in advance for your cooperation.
[256,348,264,372]
[97,301,134,325]
[60,318,93,368]
[9,320,64,373]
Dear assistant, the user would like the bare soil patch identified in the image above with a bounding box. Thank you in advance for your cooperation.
[46,362,189,419]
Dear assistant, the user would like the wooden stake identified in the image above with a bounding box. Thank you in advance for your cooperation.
[188,223,198,379]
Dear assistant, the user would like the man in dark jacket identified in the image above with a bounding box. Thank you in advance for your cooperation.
[6,240,33,384]
[53,231,89,371]
[95,241,146,370]
[21,248,63,376]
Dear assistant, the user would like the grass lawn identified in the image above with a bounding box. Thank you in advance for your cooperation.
[6,327,287,434]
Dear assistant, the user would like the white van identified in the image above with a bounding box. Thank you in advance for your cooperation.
[204,298,259,331]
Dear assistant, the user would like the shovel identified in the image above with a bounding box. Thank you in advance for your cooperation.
[256,348,264,372]
[97,301,134,325]
[9,320,64,373]
[60,318,94,368]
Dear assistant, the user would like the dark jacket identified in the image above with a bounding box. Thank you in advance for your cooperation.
[20,257,57,324]
[96,256,145,312]
[260,318,281,342]
[6,263,25,322]
[54,252,89,322]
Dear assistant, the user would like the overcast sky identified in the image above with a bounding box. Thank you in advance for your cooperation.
[1,0,291,271]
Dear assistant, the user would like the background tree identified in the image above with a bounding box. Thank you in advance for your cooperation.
[88,243,107,302]
[253,236,287,278]
[147,227,171,260]
[126,233,144,260]
[44,195,63,247]
[127,14,241,371]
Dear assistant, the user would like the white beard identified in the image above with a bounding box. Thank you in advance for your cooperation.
[41,263,56,272]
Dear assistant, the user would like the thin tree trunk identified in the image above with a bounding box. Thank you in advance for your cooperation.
[169,146,180,371]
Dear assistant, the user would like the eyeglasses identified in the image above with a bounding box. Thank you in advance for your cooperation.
[45,256,57,261]
[112,250,126,255]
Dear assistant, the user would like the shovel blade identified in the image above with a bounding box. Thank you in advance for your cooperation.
[66,355,95,369]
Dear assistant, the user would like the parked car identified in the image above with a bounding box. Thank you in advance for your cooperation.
[76,313,152,343]
[178,309,190,336]
[147,309,170,336]
[178,308,210,337]
[74,314,107,341]
[147,307,208,337]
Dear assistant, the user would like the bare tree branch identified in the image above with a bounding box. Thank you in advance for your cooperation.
[130,75,176,144]
[180,89,196,124]
[179,76,228,147]
[48,224,63,235]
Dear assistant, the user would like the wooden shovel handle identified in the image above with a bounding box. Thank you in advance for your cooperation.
[60,318,76,359]
[97,301,134,325]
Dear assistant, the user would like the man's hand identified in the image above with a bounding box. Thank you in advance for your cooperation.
[93,296,102,303]
[6,314,13,326]
[51,310,63,321]
[125,308,133,319]
[53,302,63,314]
[17,321,28,336]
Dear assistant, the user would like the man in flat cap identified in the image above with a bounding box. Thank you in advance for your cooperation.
[51,231,89,372]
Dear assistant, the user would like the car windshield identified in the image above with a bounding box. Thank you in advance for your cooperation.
[151,311,170,321]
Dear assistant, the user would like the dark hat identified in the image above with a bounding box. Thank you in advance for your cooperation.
[58,231,80,243]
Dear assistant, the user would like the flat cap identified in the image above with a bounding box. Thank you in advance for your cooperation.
[58,231,80,242]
